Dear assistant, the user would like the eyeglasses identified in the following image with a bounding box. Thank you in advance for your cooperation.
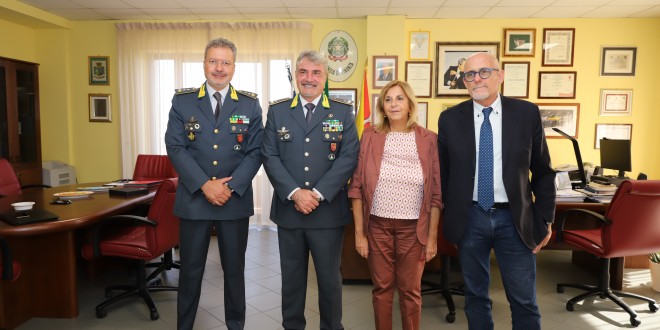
[463,68,499,82]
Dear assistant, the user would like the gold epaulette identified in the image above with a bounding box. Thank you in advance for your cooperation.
[330,97,353,106]
[175,87,198,95]
[236,90,258,99]
[270,97,292,105]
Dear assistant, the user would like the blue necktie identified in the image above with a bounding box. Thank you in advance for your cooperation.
[478,107,494,211]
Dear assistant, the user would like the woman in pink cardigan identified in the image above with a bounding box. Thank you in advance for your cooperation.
[348,80,442,330]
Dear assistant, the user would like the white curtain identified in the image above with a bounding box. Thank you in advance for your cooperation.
[116,21,312,228]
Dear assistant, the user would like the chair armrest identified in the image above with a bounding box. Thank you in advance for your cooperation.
[91,215,157,258]
[555,208,611,243]
[0,238,13,281]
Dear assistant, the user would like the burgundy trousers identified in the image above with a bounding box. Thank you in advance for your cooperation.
[367,215,425,330]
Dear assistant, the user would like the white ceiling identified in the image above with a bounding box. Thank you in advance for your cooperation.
[17,0,660,20]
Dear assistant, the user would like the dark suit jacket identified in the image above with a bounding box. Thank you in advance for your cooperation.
[443,65,466,89]
[348,125,442,245]
[165,83,263,220]
[437,96,556,249]
[378,72,392,81]
[262,95,359,229]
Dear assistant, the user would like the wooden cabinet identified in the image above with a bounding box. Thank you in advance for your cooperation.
[0,57,42,186]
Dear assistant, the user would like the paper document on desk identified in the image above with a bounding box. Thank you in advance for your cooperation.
[556,188,587,202]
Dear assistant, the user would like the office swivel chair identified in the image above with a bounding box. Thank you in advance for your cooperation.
[555,180,660,327]
[421,214,463,323]
[82,178,180,320]
[0,158,51,197]
[0,237,21,281]
[132,154,178,181]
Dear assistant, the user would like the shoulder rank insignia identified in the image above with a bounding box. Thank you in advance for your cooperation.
[330,97,353,106]
[175,87,198,95]
[236,90,258,99]
[270,97,292,106]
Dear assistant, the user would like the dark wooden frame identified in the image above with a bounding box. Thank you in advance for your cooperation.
[542,28,575,66]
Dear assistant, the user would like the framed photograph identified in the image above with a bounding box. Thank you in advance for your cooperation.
[538,71,577,99]
[89,94,111,122]
[542,28,575,66]
[435,42,499,97]
[417,102,428,127]
[600,47,637,76]
[501,61,530,98]
[594,124,632,149]
[599,89,632,116]
[373,56,398,89]
[503,28,535,56]
[537,103,580,138]
[88,56,109,85]
[328,88,357,113]
[409,31,430,60]
[405,61,432,98]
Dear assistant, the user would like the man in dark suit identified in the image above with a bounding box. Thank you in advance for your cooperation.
[378,66,393,81]
[262,50,359,330]
[165,38,263,330]
[437,52,555,330]
[443,57,467,89]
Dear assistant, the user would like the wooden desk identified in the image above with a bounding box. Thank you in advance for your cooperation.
[0,184,156,330]
[340,201,624,287]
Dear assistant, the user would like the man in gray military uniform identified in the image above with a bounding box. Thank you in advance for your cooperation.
[262,50,359,330]
[164,38,263,330]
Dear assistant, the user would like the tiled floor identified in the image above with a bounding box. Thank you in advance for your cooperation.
[17,228,660,329]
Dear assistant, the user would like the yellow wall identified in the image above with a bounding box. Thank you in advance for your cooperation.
[0,19,35,60]
[1,12,659,182]
[403,18,660,179]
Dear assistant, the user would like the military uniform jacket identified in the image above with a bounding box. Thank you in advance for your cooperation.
[262,94,359,229]
[165,83,263,220]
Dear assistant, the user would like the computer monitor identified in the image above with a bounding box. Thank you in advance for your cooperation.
[599,138,631,178]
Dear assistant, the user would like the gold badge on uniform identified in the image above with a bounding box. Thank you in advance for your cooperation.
[187,131,195,141]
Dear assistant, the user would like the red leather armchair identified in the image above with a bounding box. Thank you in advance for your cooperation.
[555,180,660,327]
[0,237,21,281]
[132,154,178,181]
[82,178,180,320]
[0,158,50,197]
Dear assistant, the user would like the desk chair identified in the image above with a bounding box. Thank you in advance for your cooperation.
[421,214,463,323]
[0,237,21,281]
[555,180,660,327]
[132,154,178,181]
[0,158,51,197]
[82,178,180,321]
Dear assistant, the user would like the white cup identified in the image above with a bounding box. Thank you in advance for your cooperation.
[11,202,35,211]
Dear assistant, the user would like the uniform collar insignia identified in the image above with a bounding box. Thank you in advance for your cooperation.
[197,83,206,99]
[230,85,238,101]
[322,93,330,108]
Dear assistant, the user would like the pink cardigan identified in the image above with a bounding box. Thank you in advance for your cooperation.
[348,125,442,245]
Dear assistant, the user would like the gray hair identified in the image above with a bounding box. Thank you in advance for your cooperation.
[458,58,466,65]
[296,50,327,73]
[205,38,237,59]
